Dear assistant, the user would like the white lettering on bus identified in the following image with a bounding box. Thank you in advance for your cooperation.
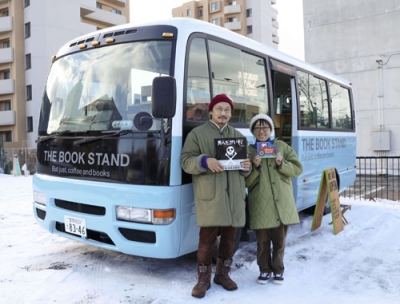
[87,152,129,167]
[302,138,347,151]
[59,151,86,164]
[43,150,130,167]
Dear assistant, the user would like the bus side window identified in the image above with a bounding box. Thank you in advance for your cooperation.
[329,82,353,130]
[208,40,268,124]
[297,70,329,128]
[185,38,211,122]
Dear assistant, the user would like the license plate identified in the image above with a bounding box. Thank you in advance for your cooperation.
[64,216,87,237]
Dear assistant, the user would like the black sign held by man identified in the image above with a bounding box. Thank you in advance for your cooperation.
[214,137,247,170]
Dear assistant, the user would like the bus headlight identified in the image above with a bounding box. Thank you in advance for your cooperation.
[33,190,46,206]
[116,206,175,225]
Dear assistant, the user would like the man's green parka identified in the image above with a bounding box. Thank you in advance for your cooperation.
[180,121,250,227]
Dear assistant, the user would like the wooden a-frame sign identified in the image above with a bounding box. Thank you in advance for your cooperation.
[311,168,344,235]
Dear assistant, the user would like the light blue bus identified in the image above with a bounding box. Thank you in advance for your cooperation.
[32,18,356,258]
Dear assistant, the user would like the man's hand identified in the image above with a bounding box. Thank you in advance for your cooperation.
[241,157,251,171]
[207,158,225,172]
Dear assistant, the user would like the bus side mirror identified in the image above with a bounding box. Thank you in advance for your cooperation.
[152,76,176,119]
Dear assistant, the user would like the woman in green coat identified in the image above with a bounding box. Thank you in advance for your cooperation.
[245,114,303,285]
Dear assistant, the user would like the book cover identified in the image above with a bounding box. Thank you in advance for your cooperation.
[214,137,247,170]
[257,142,277,158]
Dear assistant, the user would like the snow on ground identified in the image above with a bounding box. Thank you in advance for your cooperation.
[1,174,400,303]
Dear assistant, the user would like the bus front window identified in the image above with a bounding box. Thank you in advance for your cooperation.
[40,41,172,135]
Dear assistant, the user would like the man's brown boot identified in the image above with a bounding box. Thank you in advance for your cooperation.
[191,265,211,298]
[213,258,238,291]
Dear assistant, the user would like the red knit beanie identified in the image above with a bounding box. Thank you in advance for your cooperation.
[208,94,234,112]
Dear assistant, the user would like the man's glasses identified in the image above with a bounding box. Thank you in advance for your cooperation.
[253,126,270,132]
[214,107,231,113]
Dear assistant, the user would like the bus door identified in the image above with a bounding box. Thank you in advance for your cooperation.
[269,59,297,146]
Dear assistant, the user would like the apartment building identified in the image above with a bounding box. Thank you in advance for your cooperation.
[172,0,279,48]
[303,0,400,157]
[0,0,130,149]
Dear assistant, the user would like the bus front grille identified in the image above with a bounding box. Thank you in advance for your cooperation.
[55,199,106,215]
[36,208,46,220]
[118,228,156,244]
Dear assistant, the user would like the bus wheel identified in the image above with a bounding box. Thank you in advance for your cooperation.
[323,197,331,215]
[212,228,242,264]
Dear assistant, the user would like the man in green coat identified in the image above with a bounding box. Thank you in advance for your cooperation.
[181,94,251,298]
[246,113,303,285]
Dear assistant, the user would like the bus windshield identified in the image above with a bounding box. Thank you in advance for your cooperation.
[39,40,172,135]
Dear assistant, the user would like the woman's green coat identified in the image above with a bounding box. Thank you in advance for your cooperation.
[245,140,303,229]
[180,121,250,227]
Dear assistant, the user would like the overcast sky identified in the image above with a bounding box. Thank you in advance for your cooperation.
[130,0,305,60]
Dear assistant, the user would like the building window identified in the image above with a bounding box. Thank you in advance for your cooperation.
[228,1,237,5]
[5,101,11,111]
[2,131,12,142]
[112,9,122,15]
[211,18,219,25]
[2,40,10,48]
[27,117,33,132]
[246,8,252,18]
[198,9,203,17]
[25,22,31,38]
[96,3,102,9]
[187,9,191,16]
[24,0,30,7]
[3,70,10,79]
[25,54,31,70]
[2,10,9,17]
[26,85,32,101]
[211,2,219,12]
[228,17,238,22]
[247,25,253,34]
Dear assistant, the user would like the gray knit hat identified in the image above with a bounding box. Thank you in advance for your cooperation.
[249,114,274,133]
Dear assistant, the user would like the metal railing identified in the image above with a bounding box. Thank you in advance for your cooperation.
[0,148,36,175]
[341,156,400,201]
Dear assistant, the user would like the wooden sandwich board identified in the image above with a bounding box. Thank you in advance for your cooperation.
[311,168,344,234]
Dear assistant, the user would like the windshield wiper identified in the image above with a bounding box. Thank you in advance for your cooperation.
[36,130,87,144]
[73,130,129,147]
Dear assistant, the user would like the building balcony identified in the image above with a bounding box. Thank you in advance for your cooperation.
[80,5,126,26]
[107,0,126,5]
[0,79,14,95]
[224,21,242,31]
[224,4,241,15]
[0,110,15,126]
[0,16,12,33]
[0,48,13,64]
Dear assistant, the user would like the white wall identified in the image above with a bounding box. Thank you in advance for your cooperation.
[304,0,400,156]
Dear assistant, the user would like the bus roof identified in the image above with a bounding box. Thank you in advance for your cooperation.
[56,18,351,87]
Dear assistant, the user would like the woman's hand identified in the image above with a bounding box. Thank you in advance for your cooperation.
[275,152,283,166]
[252,155,262,168]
